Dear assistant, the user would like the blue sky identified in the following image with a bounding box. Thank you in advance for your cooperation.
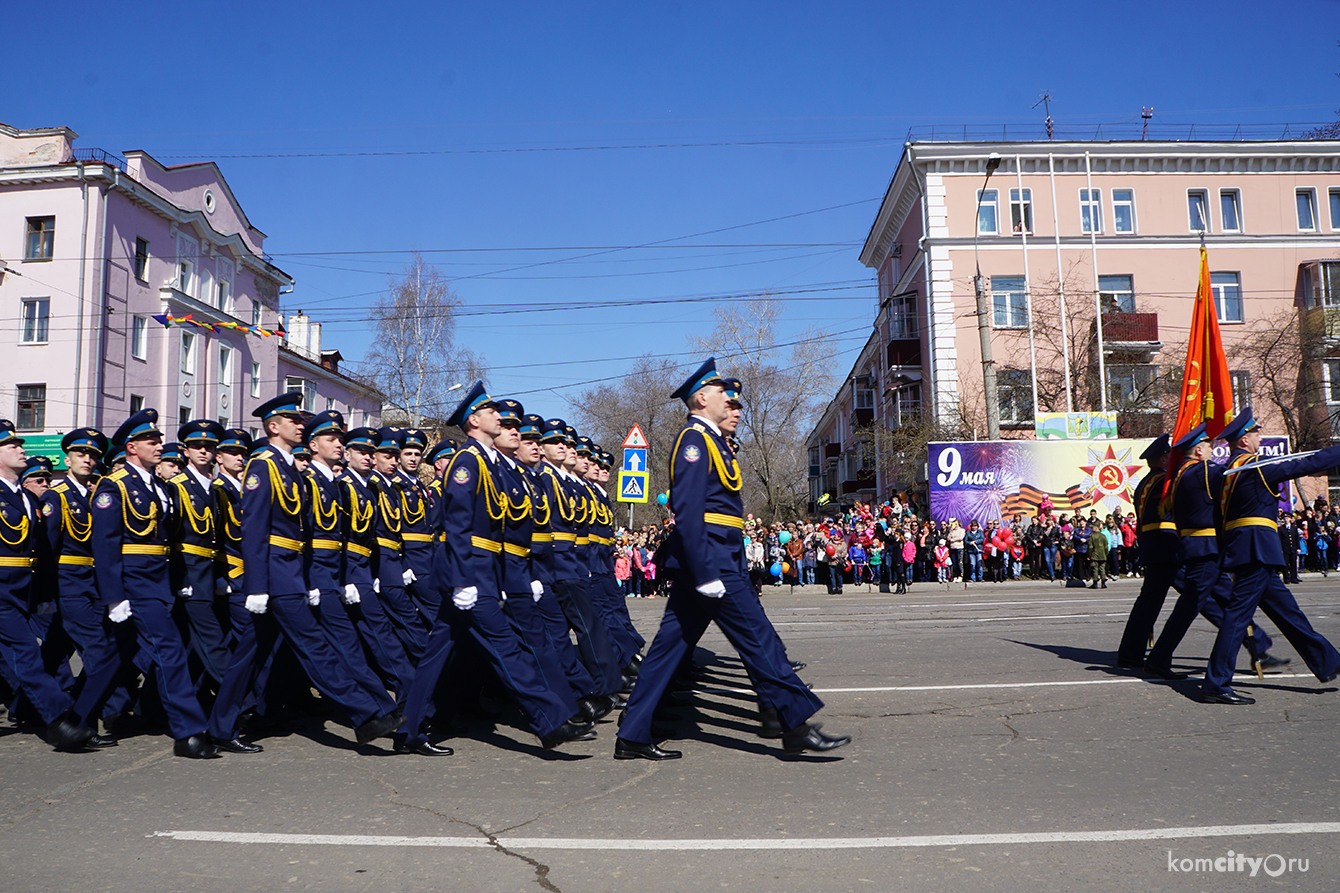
[7,1,1339,414]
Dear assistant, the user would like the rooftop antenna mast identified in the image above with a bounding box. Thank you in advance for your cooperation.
[1141,106,1154,140]
[1033,92,1054,140]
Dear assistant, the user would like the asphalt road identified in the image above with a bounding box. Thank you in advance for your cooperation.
[3,575,1339,892]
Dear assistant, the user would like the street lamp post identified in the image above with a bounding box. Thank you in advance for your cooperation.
[973,153,1003,440]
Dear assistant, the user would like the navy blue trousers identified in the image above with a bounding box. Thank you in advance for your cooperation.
[590,571,645,661]
[1117,562,1180,665]
[534,587,598,699]
[1204,564,1340,695]
[60,592,144,720]
[0,585,72,724]
[378,580,428,663]
[346,587,416,702]
[504,592,581,715]
[620,571,824,746]
[1148,558,1273,669]
[177,593,232,687]
[552,577,623,696]
[313,589,397,706]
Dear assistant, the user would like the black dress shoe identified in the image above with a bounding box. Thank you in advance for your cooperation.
[629,652,644,670]
[1143,663,1189,681]
[1115,658,1145,670]
[1319,668,1340,684]
[623,662,640,678]
[580,694,616,723]
[608,693,628,709]
[1257,654,1291,671]
[1200,690,1256,705]
[614,737,682,760]
[173,735,222,759]
[758,706,782,739]
[47,711,95,751]
[355,710,405,744]
[396,739,454,756]
[789,661,807,672]
[87,734,118,748]
[208,735,263,754]
[781,722,852,753]
[620,674,635,693]
[539,720,597,749]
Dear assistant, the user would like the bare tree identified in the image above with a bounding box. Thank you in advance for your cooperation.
[358,254,486,426]
[1227,306,1336,449]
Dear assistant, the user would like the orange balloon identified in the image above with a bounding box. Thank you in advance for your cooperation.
[782,562,792,575]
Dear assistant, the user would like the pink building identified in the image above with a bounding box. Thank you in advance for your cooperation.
[0,122,379,461]
[809,135,1340,510]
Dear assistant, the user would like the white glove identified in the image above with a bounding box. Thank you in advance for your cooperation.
[245,594,269,614]
[307,588,321,607]
[214,577,230,596]
[531,580,544,603]
[108,600,133,623]
[403,568,417,586]
[696,579,727,598]
[176,586,193,598]
[373,578,381,594]
[342,583,361,605]
[452,586,478,610]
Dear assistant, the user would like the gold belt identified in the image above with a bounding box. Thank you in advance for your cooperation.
[1141,522,1176,532]
[122,544,168,556]
[268,535,303,552]
[311,538,342,551]
[471,536,502,554]
[552,532,576,542]
[503,542,531,558]
[0,556,35,567]
[345,542,372,557]
[178,543,218,559]
[225,554,244,567]
[225,553,244,579]
[531,532,554,544]
[402,532,434,543]
[376,536,402,553]
[575,536,590,546]
[705,512,745,529]
[1178,528,1216,538]
[1226,517,1279,531]
[58,555,95,566]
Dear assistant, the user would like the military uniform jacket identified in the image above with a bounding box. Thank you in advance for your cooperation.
[523,466,555,586]
[166,470,217,595]
[306,467,345,592]
[667,418,746,588]
[537,462,583,582]
[437,440,505,595]
[498,458,536,593]
[91,466,171,607]
[568,474,593,574]
[212,477,245,585]
[42,479,97,601]
[584,481,615,576]
[1170,459,1225,560]
[1221,443,1340,569]
[240,444,310,598]
[339,471,378,590]
[1133,469,1178,565]
[397,470,435,579]
[0,481,44,603]
[369,473,405,580]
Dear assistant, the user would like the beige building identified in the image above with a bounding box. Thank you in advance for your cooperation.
[808,136,1340,510]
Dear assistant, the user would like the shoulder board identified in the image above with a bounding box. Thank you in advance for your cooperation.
[690,422,708,434]
[462,443,481,455]
[108,468,128,481]
[50,481,71,493]
[169,472,190,484]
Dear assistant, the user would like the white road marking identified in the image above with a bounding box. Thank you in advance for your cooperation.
[688,672,1319,695]
[154,822,1340,851]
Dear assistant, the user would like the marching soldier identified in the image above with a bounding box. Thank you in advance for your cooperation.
[616,359,849,759]
[398,428,440,625]
[369,427,428,661]
[580,443,644,668]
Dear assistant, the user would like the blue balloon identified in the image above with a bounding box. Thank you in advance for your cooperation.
[656,492,668,505]
[743,536,751,546]
[778,531,791,544]
[769,562,783,577]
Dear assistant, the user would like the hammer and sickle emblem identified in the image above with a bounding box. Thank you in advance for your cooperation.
[1098,465,1122,490]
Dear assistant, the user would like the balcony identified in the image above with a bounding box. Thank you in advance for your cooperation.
[1098,312,1159,346]
[840,469,878,494]
[850,407,874,430]
[887,339,922,368]
[823,443,841,461]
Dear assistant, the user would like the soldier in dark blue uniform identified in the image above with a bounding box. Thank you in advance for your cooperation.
[398,428,440,626]
[207,393,402,750]
[615,359,849,760]
[167,419,232,689]
[580,442,645,669]
[398,382,595,755]
[71,410,217,758]
[1117,435,1181,667]
[1202,408,1340,703]
[369,427,429,662]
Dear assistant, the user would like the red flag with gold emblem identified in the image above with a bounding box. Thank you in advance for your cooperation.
[1172,244,1235,441]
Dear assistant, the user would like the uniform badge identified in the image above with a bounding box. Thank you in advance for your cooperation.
[245,474,261,491]
[683,445,701,463]
[453,467,471,485]
[42,502,54,517]
[95,493,113,509]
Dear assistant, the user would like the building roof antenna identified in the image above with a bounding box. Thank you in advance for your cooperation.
[1033,92,1054,140]
[1141,107,1154,140]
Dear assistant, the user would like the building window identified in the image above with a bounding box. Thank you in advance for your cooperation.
[133,237,150,280]
[854,387,874,410]
[199,264,215,312]
[1108,364,1161,411]
[216,258,234,313]
[176,233,198,297]
[131,315,148,360]
[181,330,196,375]
[887,292,917,339]
[977,189,998,235]
[179,406,192,427]
[249,361,261,397]
[1306,261,1340,308]
[1099,275,1135,313]
[1330,189,1340,231]
[1230,370,1251,415]
[1211,272,1243,323]
[991,276,1028,328]
[24,217,55,261]
[285,376,316,411]
[1297,189,1318,232]
[1219,189,1242,233]
[129,394,144,413]
[20,298,50,344]
[890,384,921,426]
[1009,189,1033,234]
[16,385,45,431]
[1079,188,1103,234]
[219,345,233,388]
[1188,190,1210,232]
[998,369,1034,425]
[1112,189,1136,234]
[325,397,335,412]
[218,414,230,429]
[251,303,261,327]
[354,410,366,428]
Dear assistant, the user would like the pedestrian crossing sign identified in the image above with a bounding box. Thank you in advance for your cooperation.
[617,470,649,503]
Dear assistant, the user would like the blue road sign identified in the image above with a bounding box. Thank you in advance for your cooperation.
[617,471,649,503]
[623,448,647,473]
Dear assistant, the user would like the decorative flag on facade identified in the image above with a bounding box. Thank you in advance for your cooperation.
[151,313,285,340]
